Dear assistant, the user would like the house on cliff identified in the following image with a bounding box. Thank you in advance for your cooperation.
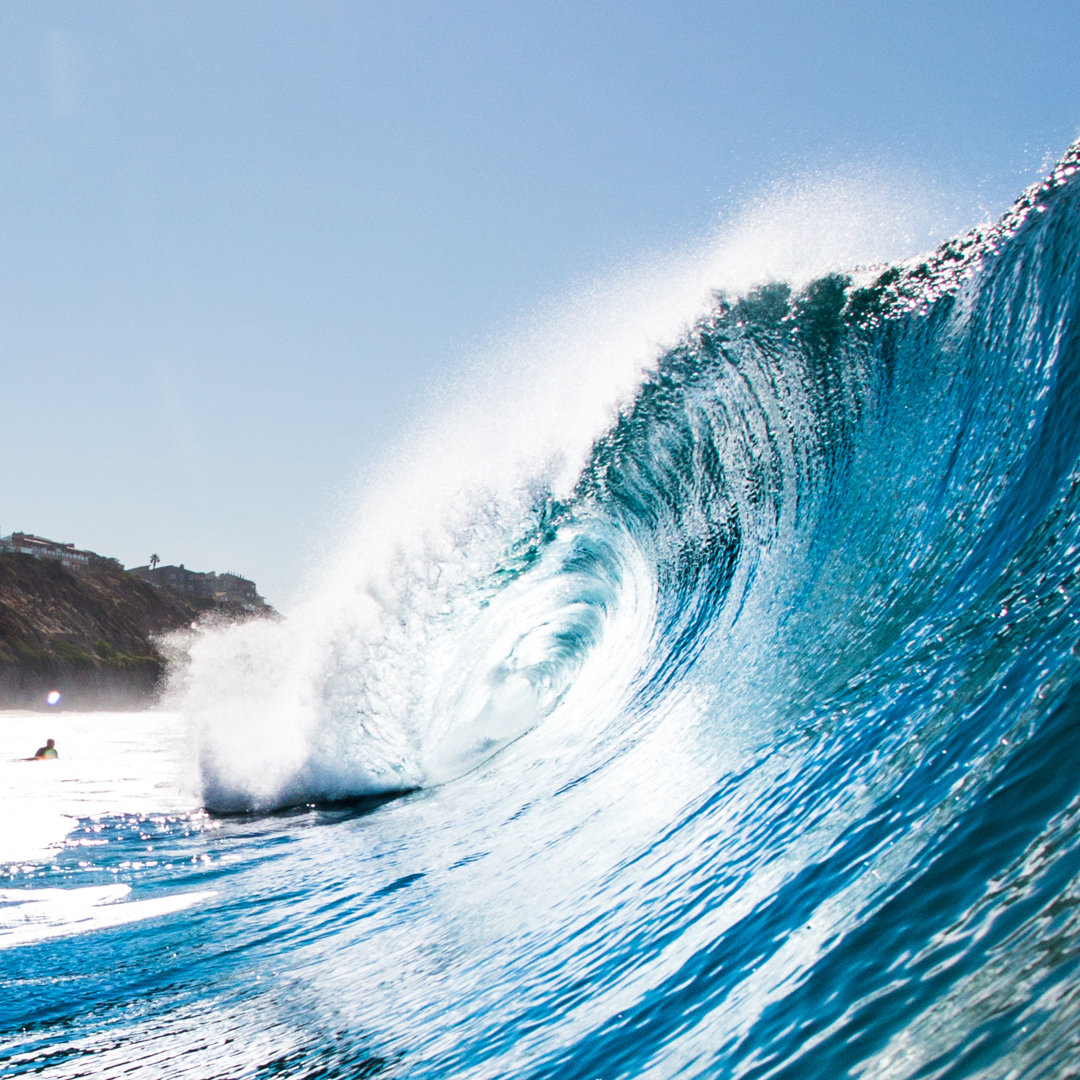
[127,563,263,607]
[0,531,99,572]
[1,529,267,612]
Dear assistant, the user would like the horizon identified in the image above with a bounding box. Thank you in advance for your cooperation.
[2,2,1078,610]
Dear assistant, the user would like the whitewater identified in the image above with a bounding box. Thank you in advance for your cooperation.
[3,144,1080,1078]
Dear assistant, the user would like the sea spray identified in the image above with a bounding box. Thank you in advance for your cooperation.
[179,166,988,812]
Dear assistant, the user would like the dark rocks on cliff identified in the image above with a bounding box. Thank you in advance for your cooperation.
[0,552,274,711]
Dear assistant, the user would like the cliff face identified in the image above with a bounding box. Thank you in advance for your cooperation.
[0,552,273,710]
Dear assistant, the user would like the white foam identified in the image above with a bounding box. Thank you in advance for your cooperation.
[179,167,970,812]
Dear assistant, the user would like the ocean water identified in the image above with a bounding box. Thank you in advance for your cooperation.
[3,146,1080,1078]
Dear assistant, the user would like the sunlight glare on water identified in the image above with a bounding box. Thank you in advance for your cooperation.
[0,710,212,950]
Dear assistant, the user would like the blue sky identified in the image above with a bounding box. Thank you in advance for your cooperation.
[2,1,1078,607]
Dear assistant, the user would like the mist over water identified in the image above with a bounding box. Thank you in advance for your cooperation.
[5,148,1080,1079]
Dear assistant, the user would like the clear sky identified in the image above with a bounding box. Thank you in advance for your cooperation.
[2,1,1078,608]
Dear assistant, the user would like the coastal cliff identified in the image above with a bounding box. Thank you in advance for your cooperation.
[0,552,273,710]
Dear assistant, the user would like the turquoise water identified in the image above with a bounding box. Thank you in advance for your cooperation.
[3,148,1080,1078]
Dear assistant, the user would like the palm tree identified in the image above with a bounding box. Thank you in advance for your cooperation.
[150,553,160,570]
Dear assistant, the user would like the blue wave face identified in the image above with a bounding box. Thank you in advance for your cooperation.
[4,147,1080,1078]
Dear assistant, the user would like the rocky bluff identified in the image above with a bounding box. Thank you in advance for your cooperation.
[0,552,274,710]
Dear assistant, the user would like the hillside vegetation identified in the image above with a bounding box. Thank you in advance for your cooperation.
[0,552,273,710]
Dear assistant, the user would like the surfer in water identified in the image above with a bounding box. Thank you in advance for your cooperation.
[34,738,58,760]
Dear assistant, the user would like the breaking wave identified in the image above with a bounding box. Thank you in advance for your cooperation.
[9,146,1079,1080]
